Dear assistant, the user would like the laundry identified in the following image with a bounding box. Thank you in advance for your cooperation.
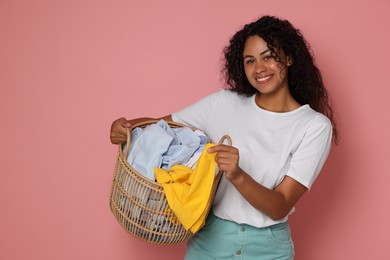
[154,143,218,233]
[161,126,201,170]
[184,130,209,169]
[125,121,174,180]
[124,120,209,180]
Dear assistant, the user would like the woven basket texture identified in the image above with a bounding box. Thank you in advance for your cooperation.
[109,120,226,245]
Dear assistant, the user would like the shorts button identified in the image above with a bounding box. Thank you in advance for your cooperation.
[236,250,241,255]
[241,227,246,232]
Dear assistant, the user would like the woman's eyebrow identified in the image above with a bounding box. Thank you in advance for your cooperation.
[243,49,271,59]
[260,49,271,56]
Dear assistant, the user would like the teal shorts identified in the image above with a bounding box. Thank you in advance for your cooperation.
[185,212,295,260]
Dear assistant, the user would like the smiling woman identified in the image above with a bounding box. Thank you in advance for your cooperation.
[110,15,338,260]
[222,17,338,134]
[242,35,299,112]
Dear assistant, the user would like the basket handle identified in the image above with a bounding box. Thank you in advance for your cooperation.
[123,127,131,159]
[218,135,232,146]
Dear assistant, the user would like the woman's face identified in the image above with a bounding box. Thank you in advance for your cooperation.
[243,35,291,96]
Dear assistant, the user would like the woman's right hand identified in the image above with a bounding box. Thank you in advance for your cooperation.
[110,117,132,144]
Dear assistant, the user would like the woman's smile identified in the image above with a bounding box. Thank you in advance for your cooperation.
[255,75,273,84]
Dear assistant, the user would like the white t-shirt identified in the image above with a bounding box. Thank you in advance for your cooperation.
[172,90,332,228]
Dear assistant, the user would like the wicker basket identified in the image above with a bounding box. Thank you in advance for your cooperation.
[109,120,231,245]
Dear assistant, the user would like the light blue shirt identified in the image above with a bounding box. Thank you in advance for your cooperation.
[125,120,209,180]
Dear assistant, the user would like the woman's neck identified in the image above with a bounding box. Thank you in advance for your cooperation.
[255,91,301,113]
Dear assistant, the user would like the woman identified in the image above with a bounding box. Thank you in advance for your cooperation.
[110,16,338,260]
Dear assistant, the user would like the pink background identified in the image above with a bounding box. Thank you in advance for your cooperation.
[1,0,389,259]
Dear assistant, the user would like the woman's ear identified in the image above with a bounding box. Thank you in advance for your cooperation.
[287,56,293,66]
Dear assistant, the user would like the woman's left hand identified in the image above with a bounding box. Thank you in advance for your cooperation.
[208,144,243,182]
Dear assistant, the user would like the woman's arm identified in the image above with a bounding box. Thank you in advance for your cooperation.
[233,169,307,221]
[110,115,172,144]
[208,144,307,221]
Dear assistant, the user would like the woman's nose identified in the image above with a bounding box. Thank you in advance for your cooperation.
[255,62,266,74]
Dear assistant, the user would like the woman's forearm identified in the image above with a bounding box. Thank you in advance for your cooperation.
[229,170,307,221]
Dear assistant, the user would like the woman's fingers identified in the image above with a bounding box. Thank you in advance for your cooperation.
[209,145,238,160]
[209,144,240,175]
[208,144,235,153]
[110,117,131,144]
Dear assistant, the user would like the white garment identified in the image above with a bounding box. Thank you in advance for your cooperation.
[184,130,209,169]
[172,90,332,228]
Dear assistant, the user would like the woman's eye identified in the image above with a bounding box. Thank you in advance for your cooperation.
[245,59,254,64]
[263,55,272,61]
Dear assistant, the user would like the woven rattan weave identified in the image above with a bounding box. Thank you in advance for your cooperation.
[109,120,230,244]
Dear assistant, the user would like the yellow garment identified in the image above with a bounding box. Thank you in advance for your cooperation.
[154,143,217,233]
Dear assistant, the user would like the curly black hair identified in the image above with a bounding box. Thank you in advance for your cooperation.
[221,16,338,143]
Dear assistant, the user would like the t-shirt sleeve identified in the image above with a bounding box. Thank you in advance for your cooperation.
[171,90,223,132]
[286,114,333,189]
